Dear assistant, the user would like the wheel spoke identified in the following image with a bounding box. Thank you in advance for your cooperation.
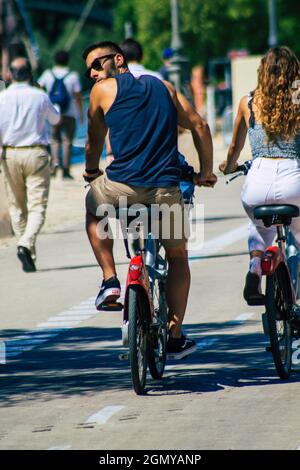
[266,270,292,379]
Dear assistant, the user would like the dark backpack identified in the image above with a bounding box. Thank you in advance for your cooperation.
[49,71,71,113]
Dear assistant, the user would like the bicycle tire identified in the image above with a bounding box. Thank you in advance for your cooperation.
[265,267,293,379]
[128,286,148,395]
[287,255,300,300]
[148,278,168,379]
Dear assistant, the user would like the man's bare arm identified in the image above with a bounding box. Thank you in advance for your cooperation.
[219,96,248,174]
[176,91,214,177]
[85,85,107,173]
[163,81,216,187]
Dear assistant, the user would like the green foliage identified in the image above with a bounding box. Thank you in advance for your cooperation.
[30,1,120,84]
[114,0,299,69]
[277,0,300,56]
[28,0,300,80]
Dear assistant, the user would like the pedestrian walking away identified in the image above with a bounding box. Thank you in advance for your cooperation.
[219,46,300,305]
[119,38,163,80]
[83,40,217,360]
[0,57,60,272]
[38,50,84,179]
[158,47,174,81]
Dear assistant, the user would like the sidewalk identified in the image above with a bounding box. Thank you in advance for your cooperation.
[0,164,87,249]
[0,132,251,249]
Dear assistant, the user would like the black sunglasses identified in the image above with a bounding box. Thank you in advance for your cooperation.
[85,54,116,78]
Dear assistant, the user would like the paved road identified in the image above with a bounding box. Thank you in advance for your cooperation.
[1,165,300,451]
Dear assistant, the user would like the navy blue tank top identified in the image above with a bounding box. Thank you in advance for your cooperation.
[105,73,180,187]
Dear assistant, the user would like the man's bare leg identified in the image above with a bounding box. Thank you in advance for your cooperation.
[165,242,190,339]
[86,212,116,280]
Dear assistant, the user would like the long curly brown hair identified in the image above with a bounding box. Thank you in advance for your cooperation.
[253,46,300,142]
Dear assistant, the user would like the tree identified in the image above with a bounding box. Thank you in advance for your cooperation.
[114,0,299,70]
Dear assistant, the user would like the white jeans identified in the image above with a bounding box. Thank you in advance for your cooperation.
[241,157,300,252]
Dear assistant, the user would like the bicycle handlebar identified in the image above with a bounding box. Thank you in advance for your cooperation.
[226,160,252,184]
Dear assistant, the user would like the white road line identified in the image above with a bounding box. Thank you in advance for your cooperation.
[58,311,94,317]
[13,333,58,340]
[165,365,177,371]
[196,338,219,350]
[195,313,254,351]
[86,406,124,425]
[48,445,71,451]
[0,227,249,363]
[0,342,6,364]
[68,306,95,311]
[6,342,39,349]
[189,222,248,259]
[231,313,255,323]
[36,322,80,329]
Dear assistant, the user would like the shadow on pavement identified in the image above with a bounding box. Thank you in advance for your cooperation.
[0,321,298,405]
[37,260,128,273]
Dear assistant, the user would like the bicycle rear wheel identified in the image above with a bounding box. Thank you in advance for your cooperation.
[128,286,148,395]
[148,278,168,379]
[265,267,293,379]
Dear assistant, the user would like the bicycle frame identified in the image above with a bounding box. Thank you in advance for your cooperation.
[123,253,153,323]
[261,225,296,303]
[121,225,162,345]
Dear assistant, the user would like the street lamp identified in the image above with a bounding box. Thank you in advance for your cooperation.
[268,0,278,48]
[168,0,189,93]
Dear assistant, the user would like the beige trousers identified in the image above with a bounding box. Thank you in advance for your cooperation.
[86,173,187,249]
[1,147,50,254]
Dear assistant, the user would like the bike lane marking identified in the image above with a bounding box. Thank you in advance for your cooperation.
[229,312,255,324]
[1,221,249,362]
[85,406,125,425]
[193,314,255,351]
[48,445,71,450]
[3,297,96,358]
[46,405,124,449]
[0,341,6,364]
[2,287,126,360]
[189,222,248,260]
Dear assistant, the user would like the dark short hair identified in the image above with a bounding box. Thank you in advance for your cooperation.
[54,50,70,66]
[82,41,125,61]
[119,38,143,62]
[9,57,32,82]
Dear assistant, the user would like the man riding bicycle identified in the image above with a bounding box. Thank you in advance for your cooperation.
[82,41,217,359]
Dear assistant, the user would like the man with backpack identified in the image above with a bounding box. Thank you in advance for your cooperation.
[38,50,84,179]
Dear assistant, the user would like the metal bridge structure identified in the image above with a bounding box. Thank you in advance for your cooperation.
[24,0,113,28]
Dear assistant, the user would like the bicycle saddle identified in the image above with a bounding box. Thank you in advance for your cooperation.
[254,204,299,227]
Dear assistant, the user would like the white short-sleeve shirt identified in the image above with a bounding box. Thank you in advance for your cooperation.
[0,83,60,147]
[128,63,163,80]
[38,66,81,118]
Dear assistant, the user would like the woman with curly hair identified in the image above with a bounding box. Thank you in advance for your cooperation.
[219,46,300,305]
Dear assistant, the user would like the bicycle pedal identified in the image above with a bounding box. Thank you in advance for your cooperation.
[118,352,129,361]
[100,302,123,312]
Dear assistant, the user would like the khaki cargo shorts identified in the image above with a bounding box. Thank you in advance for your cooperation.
[86,173,188,248]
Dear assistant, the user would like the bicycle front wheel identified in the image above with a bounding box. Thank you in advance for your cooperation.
[265,267,293,380]
[128,286,148,395]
